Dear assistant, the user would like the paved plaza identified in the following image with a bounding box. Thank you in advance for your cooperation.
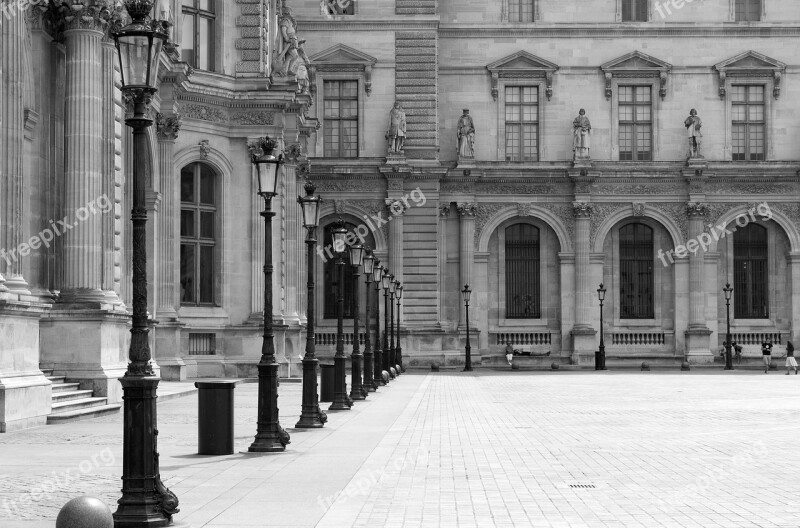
[0,370,798,527]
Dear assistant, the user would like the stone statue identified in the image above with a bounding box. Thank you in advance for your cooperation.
[276,6,309,78]
[572,109,591,160]
[386,102,406,154]
[457,109,475,158]
[685,108,703,158]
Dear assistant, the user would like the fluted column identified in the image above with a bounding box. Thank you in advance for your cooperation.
[456,203,476,327]
[155,114,181,319]
[283,159,300,323]
[60,7,110,303]
[385,198,407,284]
[573,202,593,328]
[687,202,708,328]
[1,4,28,292]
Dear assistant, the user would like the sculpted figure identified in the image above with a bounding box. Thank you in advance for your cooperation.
[572,109,591,159]
[457,109,475,158]
[386,102,406,153]
[685,108,703,158]
[277,6,309,78]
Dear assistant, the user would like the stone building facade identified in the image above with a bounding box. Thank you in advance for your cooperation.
[1,0,799,432]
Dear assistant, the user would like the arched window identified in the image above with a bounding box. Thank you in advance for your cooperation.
[734,223,768,318]
[180,163,216,305]
[619,223,653,319]
[505,224,540,318]
[323,222,357,319]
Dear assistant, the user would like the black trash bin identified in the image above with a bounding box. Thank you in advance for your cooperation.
[319,364,335,402]
[195,380,240,455]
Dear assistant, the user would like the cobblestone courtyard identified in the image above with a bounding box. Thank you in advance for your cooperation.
[1,371,798,527]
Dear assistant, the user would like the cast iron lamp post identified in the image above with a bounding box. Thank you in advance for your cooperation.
[247,137,290,452]
[349,242,366,400]
[388,275,397,378]
[362,250,376,392]
[596,283,607,371]
[462,284,472,371]
[723,282,734,371]
[374,263,386,386]
[381,268,392,382]
[112,2,179,525]
[395,281,403,375]
[330,220,352,410]
[295,182,327,428]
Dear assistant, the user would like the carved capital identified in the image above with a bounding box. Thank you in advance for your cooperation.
[62,1,115,33]
[456,202,477,217]
[284,143,302,162]
[385,199,408,217]
[632,202,646,217]
[572,201,593,218]
[686,202,708,218]
[155,113,182,141]
[439,204,451,217]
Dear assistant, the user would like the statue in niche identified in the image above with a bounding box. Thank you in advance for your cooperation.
[685,108,703,158]
[276,5,309,78]
[457,109,475,159]
[386,102,406,154]
[572,109,591,160]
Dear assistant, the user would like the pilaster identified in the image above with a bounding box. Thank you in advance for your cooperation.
[571,201,596,361]
[385,198,407,289]
[456,202,476,327]
[684,202,713,363]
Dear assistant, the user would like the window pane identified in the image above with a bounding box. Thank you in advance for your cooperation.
[200,212,214,239]
[199,245,214,303]
[506,105,520,122]
[324,81,339,98]
[734,223,768,318]
[181,166,195,202]
[749,85,764,102]
[619,86,633,103]
[199,0,213,12]
[505,224,540,318]
[181,12,195,65]
[730,85,747,102]
[180,244,196,303]
[180,210,195,237]
[505,125,520,161]
[506,86,519,103]
[198,16,213,70]
[619,223,654,318]
[200,165,214,204]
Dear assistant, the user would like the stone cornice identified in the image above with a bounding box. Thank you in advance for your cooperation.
[437,24,800,38]
[298,19,440,31]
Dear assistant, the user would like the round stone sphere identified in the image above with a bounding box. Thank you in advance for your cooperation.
[56,497,113,528]
[381,370,390,382]
[681,361,691,371]
[551,362,560,370]
[395,364,402,374]
[390,367,397,377]
[641,362,650,371]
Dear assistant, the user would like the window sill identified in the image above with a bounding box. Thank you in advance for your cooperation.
[178,306,229,320]
[498,318,549,327]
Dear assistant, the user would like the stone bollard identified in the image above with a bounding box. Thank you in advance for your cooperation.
[641,362,650,371]
[681,361,691,371]
[56,497,113,528]
[551,362,560,370]
[430,363,440,372]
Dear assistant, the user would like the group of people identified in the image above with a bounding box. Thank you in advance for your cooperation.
[724,340,798,374]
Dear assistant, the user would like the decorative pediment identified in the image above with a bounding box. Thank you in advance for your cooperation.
[600,51,672,100]
[486,51,559,101]
[713,51,786,99]
[308,44,378,95]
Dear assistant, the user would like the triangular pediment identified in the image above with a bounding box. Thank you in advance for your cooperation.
[601,51,672,72]
[487,51,559,74]
[309,44,377,67]
[714,51,786,73]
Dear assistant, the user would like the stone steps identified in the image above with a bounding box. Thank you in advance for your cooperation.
[43,369,122,424]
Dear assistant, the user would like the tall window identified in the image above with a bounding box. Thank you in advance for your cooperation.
[180,163,216,305]
[505,86,539,161]
[619,223,654,319]
[508,0,534,22]
[735,0,761,21]
[622,0,648,21]
[323,222,357,319]
[323,80,358,158]
[734,223,768,318]
[181,1,215,71]
[732,85,765,161]
[619,85,652,161]
[505,224,541,318]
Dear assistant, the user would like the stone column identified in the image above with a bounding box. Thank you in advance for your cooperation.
[385,198,407,286]
[60,7,109,303]
[456,203,476,327]
[155,113,181,320]
[571,201,596,361]
[788,252,800,345]
[100,34,121,305]
[282,159,300,324]
[685,202,712,363]
[1,3,28,293]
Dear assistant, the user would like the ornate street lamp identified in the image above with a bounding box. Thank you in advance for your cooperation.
[388,274,397,378]
[462,284,472,372]
[330,220,352,410]
[597,283,607,371]
[373,263,386,386]
[295,182,326,428]
[723,282,734,371]
[349,242,366,400]
[247,137,290,452]
[395,281,403,375]
[362,249,376,392]
[381,268,392,383]
[112,2,179,525]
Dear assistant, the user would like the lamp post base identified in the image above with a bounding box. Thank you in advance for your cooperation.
[349,354,366,401]
[296,358,327,428]
[329,355,351,411]
[248,362,290,452]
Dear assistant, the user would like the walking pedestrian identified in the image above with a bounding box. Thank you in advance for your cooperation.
[785,341,797,375]
[505,342,514,366]
[762,341,772,373]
